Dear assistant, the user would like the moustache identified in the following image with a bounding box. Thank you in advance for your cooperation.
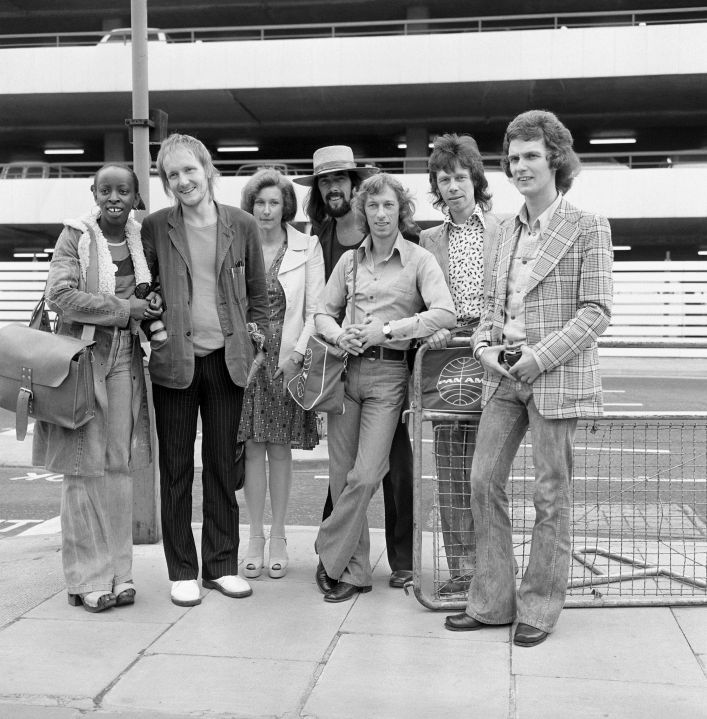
[326,192,346,202]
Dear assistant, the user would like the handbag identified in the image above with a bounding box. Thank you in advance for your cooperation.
[0,231,99,441]
[420,324,483,415]
[287,248,357,415]
[0,321,96,441]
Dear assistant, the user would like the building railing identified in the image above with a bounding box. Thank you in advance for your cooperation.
[2,150,707,181]
[0,6,706,48]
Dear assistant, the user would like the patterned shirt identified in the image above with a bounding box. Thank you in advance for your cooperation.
[444,205,485,324]
[503,192,562,350]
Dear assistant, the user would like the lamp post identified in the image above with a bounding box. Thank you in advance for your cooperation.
[130,0,160,544]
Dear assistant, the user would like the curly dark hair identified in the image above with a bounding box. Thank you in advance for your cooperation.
[91,163,146,211]
[428,133,492,213]
[500,110,581,194]
[303,170,364,226]
[240,168,298,224]
[352,173,416,237]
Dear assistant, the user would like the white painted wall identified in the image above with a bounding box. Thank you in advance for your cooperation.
[1,166,706,224]
[1,23,706,94]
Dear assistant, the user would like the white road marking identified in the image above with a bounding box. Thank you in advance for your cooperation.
[0,519,43,533]
[604,402,644,407]
[15,516,61,536]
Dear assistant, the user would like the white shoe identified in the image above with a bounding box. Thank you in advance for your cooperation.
[202,575,252,598]
[170,579,201,607]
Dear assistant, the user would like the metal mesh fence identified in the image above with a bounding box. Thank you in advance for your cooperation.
[415,415,707,608]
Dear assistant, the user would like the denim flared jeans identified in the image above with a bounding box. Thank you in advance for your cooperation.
[465,376,577,633]
[316,355,409,586]
[61,330,134,594]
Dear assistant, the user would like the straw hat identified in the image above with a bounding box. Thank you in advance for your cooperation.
[293,145,379,186]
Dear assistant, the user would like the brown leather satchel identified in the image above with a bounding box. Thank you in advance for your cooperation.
[0,319,96,441]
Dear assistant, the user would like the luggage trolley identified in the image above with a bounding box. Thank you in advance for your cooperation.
[406,337,707,610]
[406,335,482,611]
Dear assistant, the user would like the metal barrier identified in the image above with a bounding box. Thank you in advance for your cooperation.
[409,338,707,610]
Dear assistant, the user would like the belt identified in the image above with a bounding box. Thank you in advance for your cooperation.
[358,346,407,361]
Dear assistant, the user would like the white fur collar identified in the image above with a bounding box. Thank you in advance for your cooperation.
[65,211,151,294]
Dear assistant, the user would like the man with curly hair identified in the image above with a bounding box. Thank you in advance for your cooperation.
[444,111,613,646]
[420,133,499,595]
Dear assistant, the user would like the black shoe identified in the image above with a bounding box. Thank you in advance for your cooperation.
[315,560,337,594]
[389,570,413,588]
[323,581,372,603]
[444,613,511,632]
[513,623,548,647]
[439,575,472,596]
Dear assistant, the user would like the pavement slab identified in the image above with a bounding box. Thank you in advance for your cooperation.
[342,578,512,643]
[0,617,170,701]
[303,633,510,719]
[674,606,707,675]
[512,607,707,686]
[0,534,63,629]
[515,675,707,719]
[0,706,82,719]
[150,572,351,662]
[102,653,317,718]
[24,553,190,625]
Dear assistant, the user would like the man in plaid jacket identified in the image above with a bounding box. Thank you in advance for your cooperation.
[444,110,614,646]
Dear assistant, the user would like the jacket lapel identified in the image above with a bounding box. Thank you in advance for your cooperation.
[525,203,580,294]
[167,205,193,275]
[428,224,449,280]
[214,202,236,275]
[278,225,308,275]
[494,220,517,304]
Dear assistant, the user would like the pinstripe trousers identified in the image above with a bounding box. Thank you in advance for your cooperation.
[152,348,244,581]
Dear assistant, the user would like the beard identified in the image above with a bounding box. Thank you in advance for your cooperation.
[324,192,352,218]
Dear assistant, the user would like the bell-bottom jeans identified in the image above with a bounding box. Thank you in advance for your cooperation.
[465,376,577,633]
[61,330,134,595]
[316,355,409,587]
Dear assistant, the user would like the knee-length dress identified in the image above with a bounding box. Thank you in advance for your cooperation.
[238,241,319,449]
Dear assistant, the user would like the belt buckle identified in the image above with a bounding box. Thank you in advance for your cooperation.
[366,346,377,361]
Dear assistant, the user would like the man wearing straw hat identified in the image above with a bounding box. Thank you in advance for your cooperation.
[294,145,416,591]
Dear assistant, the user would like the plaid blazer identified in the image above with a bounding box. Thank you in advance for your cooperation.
[476,197,613,419]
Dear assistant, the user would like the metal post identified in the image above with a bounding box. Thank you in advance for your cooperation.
[131,0,150,211]
[130,0,160,544]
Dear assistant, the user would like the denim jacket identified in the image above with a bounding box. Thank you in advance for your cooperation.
[32,224,152,477]
[141,202,269,389]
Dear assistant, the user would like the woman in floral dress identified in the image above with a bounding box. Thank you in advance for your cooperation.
[238,169,325,578]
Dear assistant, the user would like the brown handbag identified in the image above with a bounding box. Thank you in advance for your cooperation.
[287,248,357,415]
[0,314,96,441]
[0,226,99,441]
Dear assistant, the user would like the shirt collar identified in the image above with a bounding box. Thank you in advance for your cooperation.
[443,204,485,231]
[360,232,409,265]
[516,192,563,236]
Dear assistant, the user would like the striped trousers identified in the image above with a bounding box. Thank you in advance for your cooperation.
[152,348,244,581]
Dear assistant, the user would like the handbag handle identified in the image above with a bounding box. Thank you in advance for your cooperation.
[350,247,358,325]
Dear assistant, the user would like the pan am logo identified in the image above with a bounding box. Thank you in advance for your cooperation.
[437,356,483,407]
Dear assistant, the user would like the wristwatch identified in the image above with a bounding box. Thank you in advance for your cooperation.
[473,344,489,361]
[382,322,393,340]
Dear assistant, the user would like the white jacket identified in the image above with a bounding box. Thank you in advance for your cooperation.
[276,224,325,364]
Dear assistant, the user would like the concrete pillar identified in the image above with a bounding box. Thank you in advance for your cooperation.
[406,5,429,33]
[405,126,428,173]
[104,132,127,163]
